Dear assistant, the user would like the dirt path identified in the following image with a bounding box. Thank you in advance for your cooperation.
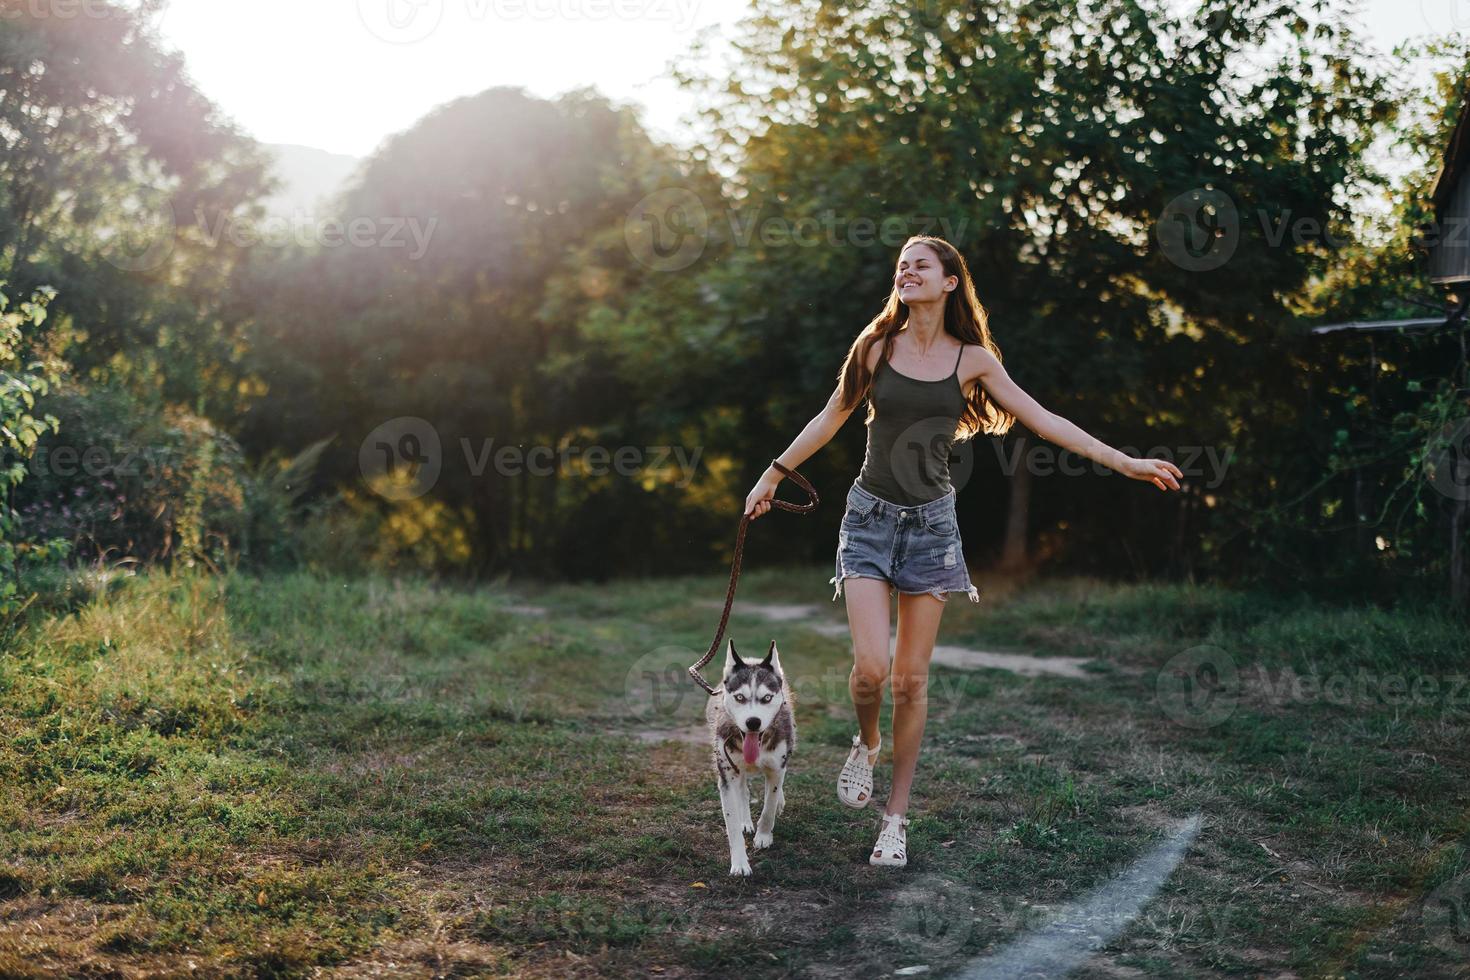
[955,814,1205,978]
[696,599,1095,679]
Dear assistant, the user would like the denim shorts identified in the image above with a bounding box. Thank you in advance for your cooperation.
[830,481,980,604]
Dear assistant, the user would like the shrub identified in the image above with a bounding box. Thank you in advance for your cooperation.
[0,282,69,621]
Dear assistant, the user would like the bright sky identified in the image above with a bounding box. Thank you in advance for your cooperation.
[148,0,1459,164]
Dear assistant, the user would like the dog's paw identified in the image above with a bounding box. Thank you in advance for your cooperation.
[741,819,754,835]
[729,855,753,876]
[752,830,773,850]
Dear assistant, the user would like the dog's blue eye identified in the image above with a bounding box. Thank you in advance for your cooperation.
[762,695,772,703]
[734,694,745,702]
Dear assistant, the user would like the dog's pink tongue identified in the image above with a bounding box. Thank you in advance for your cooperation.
[743,731,760,764]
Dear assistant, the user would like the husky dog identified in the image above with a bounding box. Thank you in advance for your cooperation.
[704,638,798,876]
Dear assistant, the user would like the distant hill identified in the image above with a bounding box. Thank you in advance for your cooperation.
[259,143,362,220]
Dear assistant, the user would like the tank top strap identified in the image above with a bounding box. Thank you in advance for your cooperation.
[951,342,965,376]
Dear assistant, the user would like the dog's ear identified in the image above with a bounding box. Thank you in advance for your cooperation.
[761,639,781,674]
[723,638,745,675]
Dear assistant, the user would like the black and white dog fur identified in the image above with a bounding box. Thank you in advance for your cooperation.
[704,638,797,876]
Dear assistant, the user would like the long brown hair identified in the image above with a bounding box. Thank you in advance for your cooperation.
[835,236,1015,440]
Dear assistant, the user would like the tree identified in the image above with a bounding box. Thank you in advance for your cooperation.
[0,0,273,411]
[0,281,68,620]
[671,0,1396,581]
[237,86,728,575]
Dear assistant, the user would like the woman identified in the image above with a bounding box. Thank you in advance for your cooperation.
[742,235,1183,868]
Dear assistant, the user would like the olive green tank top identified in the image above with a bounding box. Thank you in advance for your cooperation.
[856,340,968,506]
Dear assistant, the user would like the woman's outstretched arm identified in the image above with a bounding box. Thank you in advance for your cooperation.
[972,347,1183,492]
[744,383,857,518]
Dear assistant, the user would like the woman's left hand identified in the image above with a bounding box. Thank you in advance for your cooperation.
[1122,455,1183,491]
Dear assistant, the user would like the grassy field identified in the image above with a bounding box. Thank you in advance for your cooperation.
[1,565,1467,978]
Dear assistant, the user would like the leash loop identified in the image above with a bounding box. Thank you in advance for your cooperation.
[687,459,819,696]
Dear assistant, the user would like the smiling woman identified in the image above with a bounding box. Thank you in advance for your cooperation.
[739,234,1185,869]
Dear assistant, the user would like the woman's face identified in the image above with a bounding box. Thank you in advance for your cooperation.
[894,244,955,305]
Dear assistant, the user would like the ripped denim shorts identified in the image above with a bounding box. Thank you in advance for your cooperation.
[830,480,980,604]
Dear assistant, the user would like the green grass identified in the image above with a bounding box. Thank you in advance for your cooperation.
[1,565,1467,977]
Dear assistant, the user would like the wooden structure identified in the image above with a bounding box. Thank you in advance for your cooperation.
[1309,86,1470,607]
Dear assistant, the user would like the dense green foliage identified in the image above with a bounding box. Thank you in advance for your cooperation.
[1,0,1466,607]
[0,283,67,617]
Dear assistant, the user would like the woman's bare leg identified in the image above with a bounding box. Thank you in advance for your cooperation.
[886,591,945,815]
[843,577,891,775]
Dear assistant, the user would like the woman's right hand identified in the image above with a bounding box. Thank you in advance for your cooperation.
[743,470,783,519]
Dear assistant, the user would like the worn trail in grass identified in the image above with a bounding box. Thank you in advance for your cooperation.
[1,567,1467,978]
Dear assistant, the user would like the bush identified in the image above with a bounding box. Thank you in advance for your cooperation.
[14,380,248,570]
[12,380,360,577]
[0,282,69,621]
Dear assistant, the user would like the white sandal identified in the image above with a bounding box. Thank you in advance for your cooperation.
[870,811,910,867]
[837,732,880,808]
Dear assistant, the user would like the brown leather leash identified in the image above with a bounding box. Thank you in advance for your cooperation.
[687,459,820,696]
